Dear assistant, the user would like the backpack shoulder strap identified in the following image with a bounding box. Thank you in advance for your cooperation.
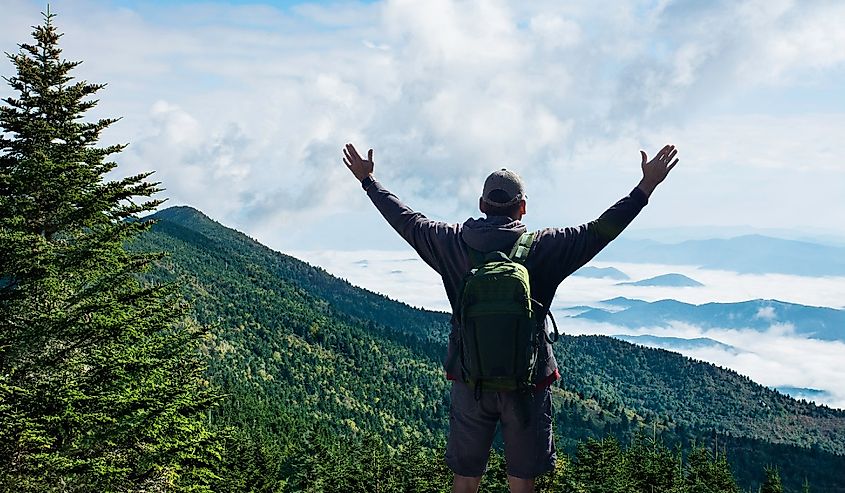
[509,231,535,263]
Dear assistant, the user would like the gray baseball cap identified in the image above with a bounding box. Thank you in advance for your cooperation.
[481,168,526,207]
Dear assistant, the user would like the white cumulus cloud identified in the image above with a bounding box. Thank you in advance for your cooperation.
[1,0,844,249]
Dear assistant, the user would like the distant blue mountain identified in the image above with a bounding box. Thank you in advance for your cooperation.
[554,297,649,315]
[614,334,737,353]
[617,273,703,287]
[601,297,651,309]
[572,266,630,280]
[595,235,845,276]
[572,297,845,341]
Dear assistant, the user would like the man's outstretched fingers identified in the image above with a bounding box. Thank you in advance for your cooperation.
[368,149,373,162]
[640,150,647,166]
[347,143,362,162]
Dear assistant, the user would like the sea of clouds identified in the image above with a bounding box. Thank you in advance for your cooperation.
[290,252,845,311]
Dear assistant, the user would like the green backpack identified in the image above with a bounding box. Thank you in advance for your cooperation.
[459,232,560,394]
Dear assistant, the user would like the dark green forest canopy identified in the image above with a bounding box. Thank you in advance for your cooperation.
[131,205,845,492]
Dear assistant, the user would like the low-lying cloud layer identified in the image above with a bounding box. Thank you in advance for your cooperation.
[292,249,447,310]
[292,251,845,311]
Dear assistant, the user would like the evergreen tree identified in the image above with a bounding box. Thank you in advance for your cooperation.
[760,466,783,493]
[623,431,680,493]
[575,436,630,493]
[683,446,740,493]
[0,9,220,491]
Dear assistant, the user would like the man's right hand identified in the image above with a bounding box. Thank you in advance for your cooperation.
[343,143,375,182]
[638,144,679,197]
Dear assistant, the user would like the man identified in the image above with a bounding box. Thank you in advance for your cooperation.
[342,143,678,493]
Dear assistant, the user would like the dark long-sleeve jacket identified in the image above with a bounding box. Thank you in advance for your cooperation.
[363,177,648,384]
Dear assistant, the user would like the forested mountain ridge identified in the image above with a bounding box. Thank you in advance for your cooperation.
[150,206,450,342]
[131,205,845,491]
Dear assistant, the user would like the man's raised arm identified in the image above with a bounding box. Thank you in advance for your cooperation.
[343,143,457,274]
[539,144,680,282]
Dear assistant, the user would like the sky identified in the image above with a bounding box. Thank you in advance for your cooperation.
[2,0,845,251]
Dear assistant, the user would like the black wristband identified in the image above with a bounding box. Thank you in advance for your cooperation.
[361,175,375,191]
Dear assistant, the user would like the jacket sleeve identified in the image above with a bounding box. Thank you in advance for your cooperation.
[537,187,648,283]
[363,178,459,275]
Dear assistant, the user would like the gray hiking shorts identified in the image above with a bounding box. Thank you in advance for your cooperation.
[445,381,556,479]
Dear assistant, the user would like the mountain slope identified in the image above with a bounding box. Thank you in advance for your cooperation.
[558,335,845,451]
[130,206,845,491]
[135,207,453,446]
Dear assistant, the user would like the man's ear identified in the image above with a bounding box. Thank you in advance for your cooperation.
[479,197,488,214]
[519,199,527,216]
